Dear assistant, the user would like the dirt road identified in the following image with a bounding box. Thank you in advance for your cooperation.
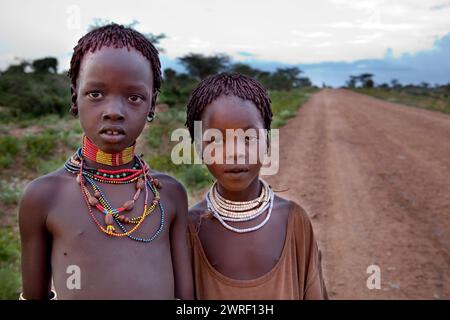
[264,89,450,299]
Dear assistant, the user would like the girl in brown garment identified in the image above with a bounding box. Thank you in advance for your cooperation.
[185,73,328,300]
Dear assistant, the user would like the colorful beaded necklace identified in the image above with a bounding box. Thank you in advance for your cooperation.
[82,135,135,166]
[64,139,164,242]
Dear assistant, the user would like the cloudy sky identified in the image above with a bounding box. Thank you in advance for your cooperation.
[1,0,449,86]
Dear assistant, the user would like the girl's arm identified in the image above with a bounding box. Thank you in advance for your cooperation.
[19,179,53,300]
[170,182,194,300]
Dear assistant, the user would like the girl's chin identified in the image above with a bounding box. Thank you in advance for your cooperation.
[218,175,259,192]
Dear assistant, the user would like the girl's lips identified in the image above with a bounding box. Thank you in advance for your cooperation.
[223,167,250,179]
[224,166,250,173]
[99,132,126,143]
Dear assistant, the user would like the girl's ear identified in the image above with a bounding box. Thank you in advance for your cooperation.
[69,84,78,116]
[147,91,159,122]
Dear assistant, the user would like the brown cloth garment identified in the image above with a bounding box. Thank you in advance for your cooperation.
[188,201,328,300]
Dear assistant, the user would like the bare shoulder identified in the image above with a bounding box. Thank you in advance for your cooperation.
[273,194,292,211]
[280,197,308,217]
[19,167,71,222]
[21,168,70,205]
[150,170,187,196]
[273,195,313,226]
[149,171,188,221]
[188,199,208,227]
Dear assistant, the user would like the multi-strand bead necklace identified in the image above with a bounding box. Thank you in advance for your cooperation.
[64,137,164,242]
[205,179,274,233]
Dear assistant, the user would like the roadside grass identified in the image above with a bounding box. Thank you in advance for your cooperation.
[356,87,450,114]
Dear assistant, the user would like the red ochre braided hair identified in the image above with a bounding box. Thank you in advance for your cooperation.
[185,72,273,142]
[68,23,162,115]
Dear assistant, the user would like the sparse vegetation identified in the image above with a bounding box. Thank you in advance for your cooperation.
[355,84,450,114]
[0,225,21,300]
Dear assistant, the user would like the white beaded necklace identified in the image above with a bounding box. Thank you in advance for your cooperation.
[205,180,274,233]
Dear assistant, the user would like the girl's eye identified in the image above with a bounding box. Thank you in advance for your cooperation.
[128,95,143,103]
[87,92,103,99]
[245,136,258,142]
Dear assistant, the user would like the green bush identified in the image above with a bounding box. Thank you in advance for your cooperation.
[147,154,175,173]
[178,164,212,190]
[146,125,165,149]
[158,72,198,108]
[270,89,312,128]
[23,130,58,169]
[0,181,22,206]
[0,136,20,169]
[37,156,66,175]
[0,72,70,118]
[0,226,21,300]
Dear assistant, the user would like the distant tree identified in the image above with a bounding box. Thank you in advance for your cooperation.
[264,67,309,90]
[348,73,374,88]
[2,61,29,74]
[297,76,312,87]
[346,75,358,88]
[280,67,302,87]
[159,68,198,107]
[163,68,178,82]
[0,63,70,117]
[255,71,272,88]
[365,79,374,88]
[178,53,230,80]
[391,79,401,89]
[359,73,374,88]
[229,63,261,78]
[32,57,58,74]
[88,18,166,52]
[420,82,429,88]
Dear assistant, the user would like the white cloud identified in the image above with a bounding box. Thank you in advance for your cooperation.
[291,31,332,38]
[313,41,334,47]
[331,22,354,28]
[347,32,383,44]
[0,0,449,68]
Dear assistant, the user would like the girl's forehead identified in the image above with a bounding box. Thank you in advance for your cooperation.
[83,45,145,61]
[202,95,264,128]
[78,46,153,86]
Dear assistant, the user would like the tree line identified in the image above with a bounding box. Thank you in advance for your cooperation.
[0,52,313,118]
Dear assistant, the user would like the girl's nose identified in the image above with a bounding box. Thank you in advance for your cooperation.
[102,99,125,121]
[226,136,246,162]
